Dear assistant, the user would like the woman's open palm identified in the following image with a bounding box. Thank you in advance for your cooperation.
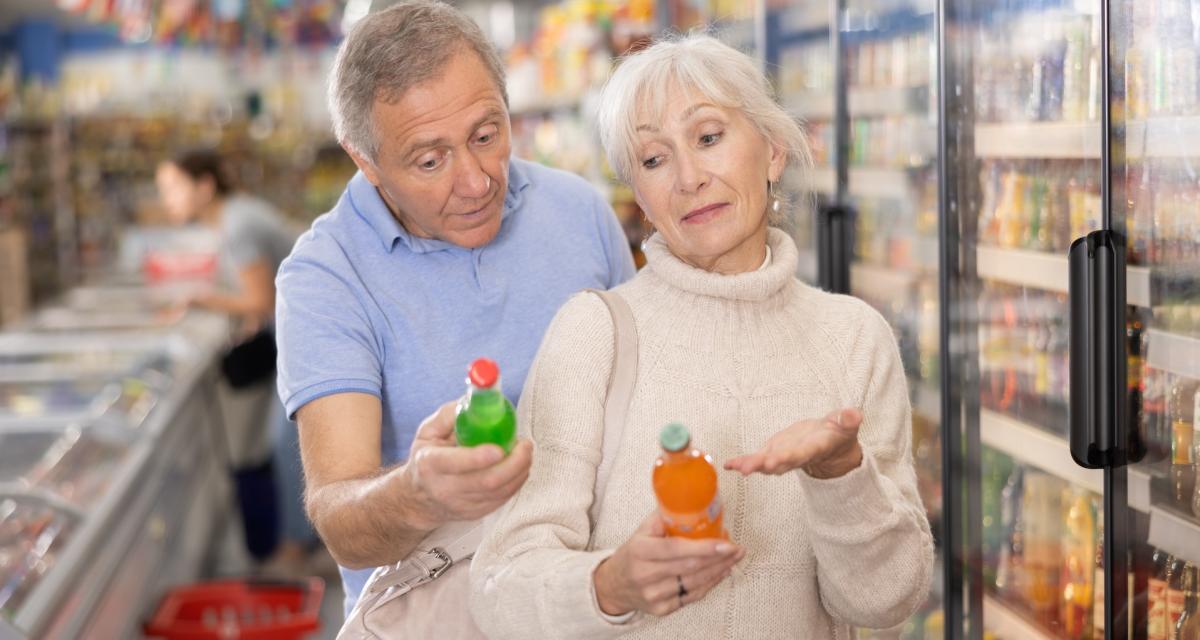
[725,408,864,479]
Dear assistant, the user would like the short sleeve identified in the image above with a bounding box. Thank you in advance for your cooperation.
[274,249,383,418]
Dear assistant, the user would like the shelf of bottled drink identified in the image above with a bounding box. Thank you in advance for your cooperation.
[975,118,1200,160]
[912,380,940,423]
[975,245,1154,308]
[1148,505,1200,567]
[1128,469,1200,567]
[850,260,922,304]
[802,167,915,200]
[983,593,1058,640]
[795,247,818,283]
[784,84,929,120]
[1145,329,1200,380]
[980,409,1104,495]
[776,1,831,34]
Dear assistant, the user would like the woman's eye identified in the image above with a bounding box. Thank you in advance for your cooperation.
[642,156,663,169]
[477,133,493,144]
[700,132,722,146]
[418,157,441,170]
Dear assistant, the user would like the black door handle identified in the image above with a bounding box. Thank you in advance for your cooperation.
[1069,229,1134,469]
[817,203,853,295]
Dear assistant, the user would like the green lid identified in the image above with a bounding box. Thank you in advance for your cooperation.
[659,422,690,452]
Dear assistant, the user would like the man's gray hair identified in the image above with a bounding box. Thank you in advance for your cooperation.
[595,34,812,222]
[329,0,508,162]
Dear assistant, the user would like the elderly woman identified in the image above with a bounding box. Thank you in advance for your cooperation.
[469,35,934,638]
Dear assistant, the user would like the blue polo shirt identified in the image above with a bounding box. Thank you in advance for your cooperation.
[274,157,636,614]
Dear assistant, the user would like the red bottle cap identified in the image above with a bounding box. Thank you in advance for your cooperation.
[468,358,500,388]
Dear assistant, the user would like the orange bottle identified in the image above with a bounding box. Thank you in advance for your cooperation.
[652,423,727,540]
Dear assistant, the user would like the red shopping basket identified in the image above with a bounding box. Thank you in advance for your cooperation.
[144,577,325,640]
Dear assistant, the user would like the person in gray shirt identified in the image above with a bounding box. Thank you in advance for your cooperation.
[156,148,318,576]
[156,149,297,334]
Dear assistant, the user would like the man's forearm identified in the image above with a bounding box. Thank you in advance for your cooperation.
[307,467,437,569]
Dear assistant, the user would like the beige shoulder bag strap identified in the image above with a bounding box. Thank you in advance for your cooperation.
[587,288,639,529]
[340,289,638,638]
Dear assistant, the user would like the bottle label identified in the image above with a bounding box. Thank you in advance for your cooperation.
[1193,390,1199,435]
[707,497,723,523]
[1149,578,1168,640]
[1168,587,1185,628]
[1174,420,1194,464]
[662,498,722,535]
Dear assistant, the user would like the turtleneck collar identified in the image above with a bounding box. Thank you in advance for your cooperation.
[642,227,799,302]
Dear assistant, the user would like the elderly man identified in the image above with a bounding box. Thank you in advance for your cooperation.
[274,0,636,623]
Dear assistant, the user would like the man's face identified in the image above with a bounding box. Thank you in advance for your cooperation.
[349,48,511,249]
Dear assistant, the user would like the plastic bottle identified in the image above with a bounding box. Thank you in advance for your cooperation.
[455,358,517,454]
[1060,487,1096,638]
[1169,377,1198,509]
[1150,549,1172,640]
[652,423,727,540]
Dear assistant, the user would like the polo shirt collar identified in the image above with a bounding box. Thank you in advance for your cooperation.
[348,158,532,254]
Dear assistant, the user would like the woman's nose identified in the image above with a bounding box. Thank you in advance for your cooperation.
[674,150,709,194]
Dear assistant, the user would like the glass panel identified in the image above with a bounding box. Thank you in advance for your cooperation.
[1120,2,1200,640]
[838,1,944,637]
[774,0,833,285]
[0,429,130,508]
[946,0,1116,638]
[0,376,159,427]
[0,495,79,619]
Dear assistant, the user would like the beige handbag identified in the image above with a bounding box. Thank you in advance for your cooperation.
[337,289,639,639]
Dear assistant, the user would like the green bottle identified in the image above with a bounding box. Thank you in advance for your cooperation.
[455,358,516,454]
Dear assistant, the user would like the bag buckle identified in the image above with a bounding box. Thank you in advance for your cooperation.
[426,547,453,579]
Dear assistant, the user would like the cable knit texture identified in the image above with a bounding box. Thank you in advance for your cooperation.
[469,228,934,639]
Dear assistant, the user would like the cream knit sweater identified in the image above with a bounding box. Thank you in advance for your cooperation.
[469,228,934,639]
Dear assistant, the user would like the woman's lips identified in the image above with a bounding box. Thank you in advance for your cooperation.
[682,203,728,224]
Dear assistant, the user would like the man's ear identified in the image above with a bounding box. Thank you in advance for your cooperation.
[344,144,383,186]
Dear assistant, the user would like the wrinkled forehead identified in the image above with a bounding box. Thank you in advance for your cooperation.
[630,74,738,131]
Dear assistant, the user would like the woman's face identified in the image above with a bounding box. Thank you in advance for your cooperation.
[155,162,214,225]
[630,83,786,274]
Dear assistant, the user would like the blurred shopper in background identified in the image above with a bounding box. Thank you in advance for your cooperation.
[155,149,320,577]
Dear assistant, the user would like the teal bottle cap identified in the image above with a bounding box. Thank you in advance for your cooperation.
[659,422,690,452]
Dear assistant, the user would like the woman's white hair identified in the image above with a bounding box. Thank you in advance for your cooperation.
[595,33,812,214]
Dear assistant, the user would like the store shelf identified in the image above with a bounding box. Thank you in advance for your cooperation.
[509,96,580,118]
[802,167,914,200]
[912,381,941,422]
[851,261,920,303]
[778,1,832,34]
[784,93,833,120]
[796,248,818,283]
[975,246,1152,307]
[975,117,1200,159]
[1128,467,1152,514]
[975,121,1099,159]
[1145,328,1200,379]
[984,594,1057,640]
[980,409,1103,495]
[1148,505,1200,566]
[785,85,928,120]
[1127,466,1200,564]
